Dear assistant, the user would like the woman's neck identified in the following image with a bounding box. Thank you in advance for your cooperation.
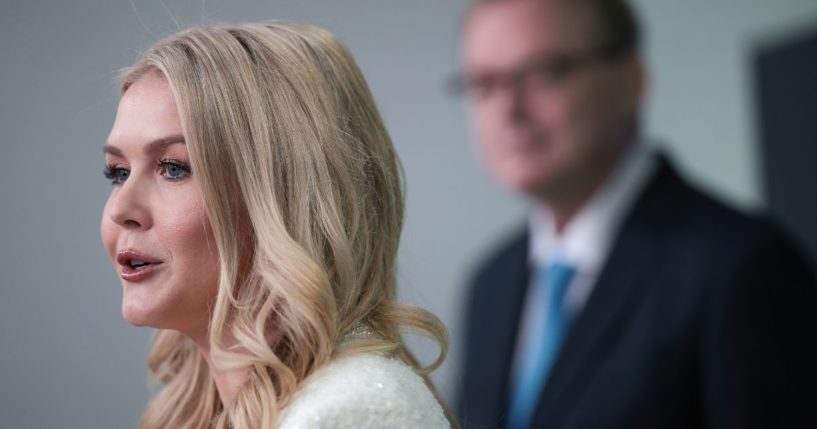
[187,330,251,405]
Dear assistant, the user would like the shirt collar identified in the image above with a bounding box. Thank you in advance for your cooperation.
[529,142,657,272]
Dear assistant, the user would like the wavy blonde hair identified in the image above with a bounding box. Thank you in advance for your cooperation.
[119,21,449,428]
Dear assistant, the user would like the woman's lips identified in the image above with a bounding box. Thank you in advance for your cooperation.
[120,262,163,282]
[116,249,163,282]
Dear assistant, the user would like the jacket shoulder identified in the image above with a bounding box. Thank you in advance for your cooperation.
[279,353,450,429]
[637,156,793,253]
[469,226,528,285]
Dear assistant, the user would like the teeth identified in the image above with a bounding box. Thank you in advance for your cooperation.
[129,259,149,268]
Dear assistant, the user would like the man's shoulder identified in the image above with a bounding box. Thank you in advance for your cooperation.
[622,154,779,249]
[651,165,784,249]
[634,159,812,279]
[468,225,528,283]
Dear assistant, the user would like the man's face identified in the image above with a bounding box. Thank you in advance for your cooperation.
[461,0,644,199]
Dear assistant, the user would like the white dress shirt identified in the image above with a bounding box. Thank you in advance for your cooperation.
[509,142,657,388]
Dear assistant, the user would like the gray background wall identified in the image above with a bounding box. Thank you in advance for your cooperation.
[2,1,816,427]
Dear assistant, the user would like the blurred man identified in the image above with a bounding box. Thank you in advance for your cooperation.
[455,0,817,428]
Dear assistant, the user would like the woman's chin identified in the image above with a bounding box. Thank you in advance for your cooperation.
[122,300,161,328]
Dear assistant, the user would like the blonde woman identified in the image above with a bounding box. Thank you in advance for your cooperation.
[100,21,452,428]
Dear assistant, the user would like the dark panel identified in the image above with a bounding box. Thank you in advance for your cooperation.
[755,25,817,266]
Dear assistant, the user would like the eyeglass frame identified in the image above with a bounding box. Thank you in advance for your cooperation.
[447,43,631,100]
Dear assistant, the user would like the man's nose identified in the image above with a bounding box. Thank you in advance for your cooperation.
[500,78,529,122]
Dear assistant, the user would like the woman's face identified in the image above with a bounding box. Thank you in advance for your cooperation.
[101,73,219,336]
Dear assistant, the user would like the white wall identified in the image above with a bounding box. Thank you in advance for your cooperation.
[632,0,817,208]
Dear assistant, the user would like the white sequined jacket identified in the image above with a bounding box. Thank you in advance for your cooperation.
[278,353,451,428]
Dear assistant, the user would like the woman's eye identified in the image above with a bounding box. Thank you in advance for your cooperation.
[158,160,191,180]
[104,166,130,185]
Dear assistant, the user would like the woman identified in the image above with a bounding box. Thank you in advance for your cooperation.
[100,21,451,428]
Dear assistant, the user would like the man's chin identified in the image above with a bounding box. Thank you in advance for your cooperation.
[497,169,556,196]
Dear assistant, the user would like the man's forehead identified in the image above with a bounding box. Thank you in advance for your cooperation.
[462,0,598,67]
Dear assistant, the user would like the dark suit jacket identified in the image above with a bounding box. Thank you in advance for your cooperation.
[457,157,817,429]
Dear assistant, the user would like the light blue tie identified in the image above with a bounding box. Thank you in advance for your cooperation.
[506,261,576,429]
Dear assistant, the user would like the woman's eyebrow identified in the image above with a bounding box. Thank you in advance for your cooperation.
[103,135,186,157]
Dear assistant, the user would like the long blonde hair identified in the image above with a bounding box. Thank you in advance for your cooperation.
[120,21,448,428]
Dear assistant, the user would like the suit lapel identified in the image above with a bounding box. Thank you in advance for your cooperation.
[465,231,531,427]
[530,158,682,426]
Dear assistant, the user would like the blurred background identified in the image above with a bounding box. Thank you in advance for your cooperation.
[1,0,816,427]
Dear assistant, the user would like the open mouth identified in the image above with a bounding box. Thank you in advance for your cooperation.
[127,259,155,270]
[116,250,163,280]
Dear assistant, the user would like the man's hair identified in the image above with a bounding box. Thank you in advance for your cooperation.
[586,0,641,56]
[470,0,642,56]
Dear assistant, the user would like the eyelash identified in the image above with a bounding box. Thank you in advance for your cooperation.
[103,159,192,186]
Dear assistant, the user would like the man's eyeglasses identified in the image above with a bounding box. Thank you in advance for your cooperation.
[448,45,624,100]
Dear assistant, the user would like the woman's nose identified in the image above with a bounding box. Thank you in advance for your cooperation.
[107,181,152,230]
